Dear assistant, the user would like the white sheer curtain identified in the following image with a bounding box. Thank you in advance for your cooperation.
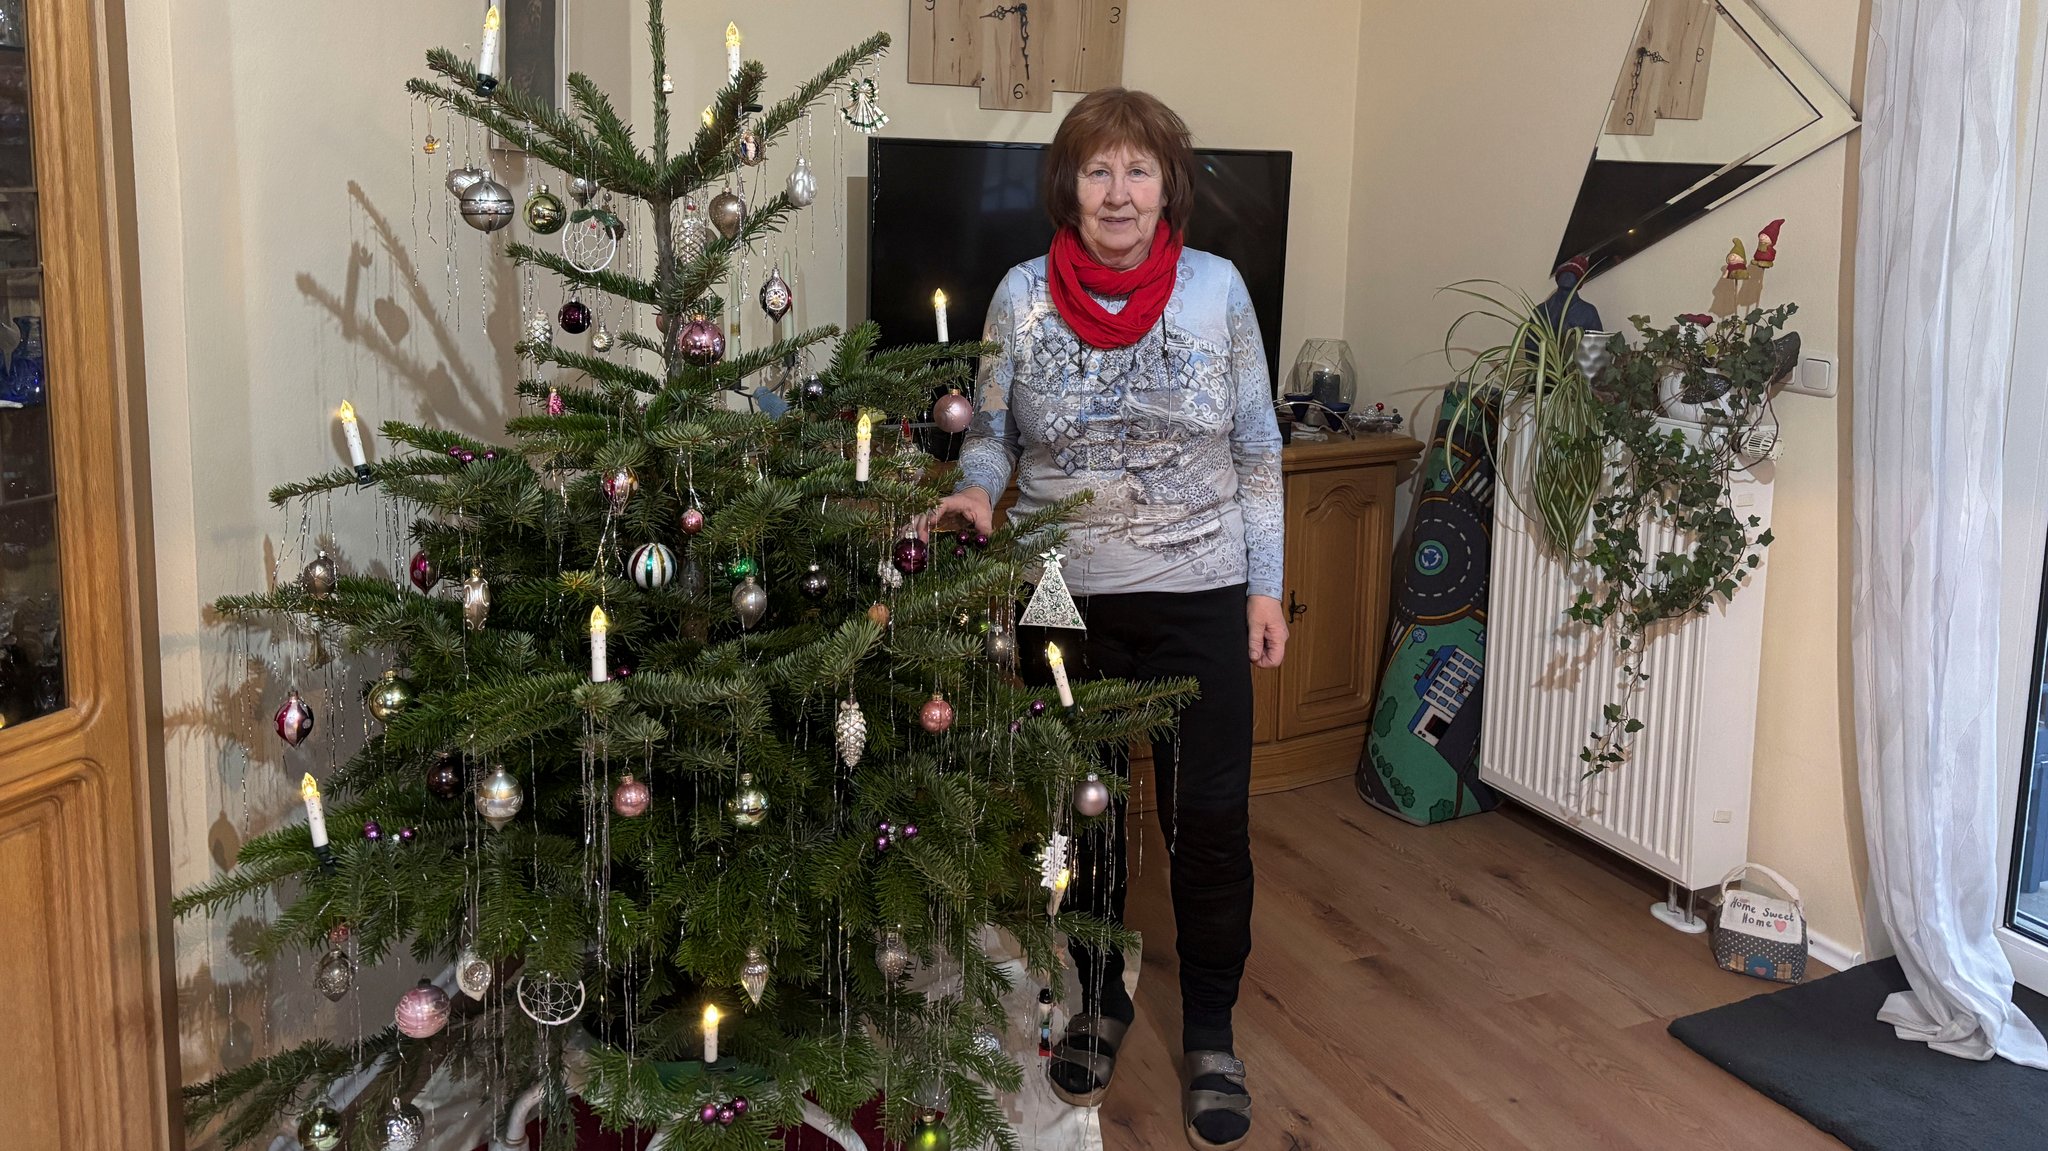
[1852,0,2048,1067]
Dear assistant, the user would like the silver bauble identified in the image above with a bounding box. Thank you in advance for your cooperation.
[728,772,768,829]
[760,267,792,323]
[707,189,746,240]
[971,1026,1003,1058]
[1074,772,1111,818]
[297,1104,345,1151]
[732,576,768,628]
[300,551,338,596]
[458,176,516,233]
[475,766,524,830]
[877,556,904,591]
[679,552,706,599]
[985,627,1018,667]
[313,947,355,1001]
[674,200,710,264]
[461,568,491,631]
[590,322,614,353]
[377,1097,426,1151]
[835,697,867,768]
[455,948,493,1001]
[740,945,770,1006]
[366,670,415,723]
[877,930,912,980]
[568,175,599,204]
[444,166,486,198]
[785,156,818,208]
[524,309,553,347]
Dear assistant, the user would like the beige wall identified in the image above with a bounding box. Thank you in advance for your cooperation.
[1346,0,1868,950]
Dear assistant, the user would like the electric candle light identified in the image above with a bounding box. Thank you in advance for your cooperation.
[589,606,610,682]
[702,1003,721,1064]
[301,773,335,869]
[1046,642,1074,708]
[338,401,372,485]
[854,411,873,482]
[933,289,950,343]
[726,22,742,82]
[476,5,502,94]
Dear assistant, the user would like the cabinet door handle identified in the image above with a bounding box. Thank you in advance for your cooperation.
[1287,591,1308,623]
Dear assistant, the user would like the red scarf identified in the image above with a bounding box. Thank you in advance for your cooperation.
[1047,222,1184,349]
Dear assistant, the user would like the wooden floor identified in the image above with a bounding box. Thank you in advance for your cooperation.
[1089,779,1845,1151]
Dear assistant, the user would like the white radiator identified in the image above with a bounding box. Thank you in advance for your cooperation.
[1478,421,1776,894]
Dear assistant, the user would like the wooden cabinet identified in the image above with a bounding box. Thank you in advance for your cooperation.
[1132,434,1421,807]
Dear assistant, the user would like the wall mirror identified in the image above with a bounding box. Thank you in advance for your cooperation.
[1556,0,1858,277]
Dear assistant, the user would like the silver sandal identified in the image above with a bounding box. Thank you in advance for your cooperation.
[1182,1050,1252,1151]
[1048,1013,1129,1107]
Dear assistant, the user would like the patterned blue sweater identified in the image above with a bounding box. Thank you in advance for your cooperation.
[956,248,1285,600]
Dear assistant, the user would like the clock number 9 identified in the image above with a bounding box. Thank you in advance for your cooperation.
[1109,5,1122,22]
[925,0,935,8]
[1013,83,1026,100]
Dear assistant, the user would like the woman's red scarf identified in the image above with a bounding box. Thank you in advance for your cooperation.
[1047,222,1184,349]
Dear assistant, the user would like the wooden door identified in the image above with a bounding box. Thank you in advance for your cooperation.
[1277,464,1395,740]
[0,1,173,1148]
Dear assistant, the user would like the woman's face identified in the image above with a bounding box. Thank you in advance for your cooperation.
[1074,142,1163,270]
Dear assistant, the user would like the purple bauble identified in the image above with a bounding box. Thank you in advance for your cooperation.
[891,536,930,575]
[953,544,969,559]
[677,315,726,366]
[398,826,416,843]
[274,690,315,747]
[717,1106,735,1126]
[1029,699,1049,717]
[699,1103,720,1125]
[559,299,592,334]
[394,980,451,1039]
[427,753,463,800]
[877,834,893,851]
[901,824,919,840]
[974,532,990,548]
[409,550,439,591]
[612,774,651,818]
[363,820,383,841]
[680,507,706,536]
[932,391,974,434]
[731,1097,750,1116]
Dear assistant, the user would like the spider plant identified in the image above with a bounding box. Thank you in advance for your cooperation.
[1441,279,1603,556]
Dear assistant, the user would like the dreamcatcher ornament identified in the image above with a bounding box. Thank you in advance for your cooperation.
[516,970,587,1026]
[563,206,619,273]
[840,67,889,134]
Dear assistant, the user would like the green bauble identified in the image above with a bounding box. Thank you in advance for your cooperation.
[524,184,566,234]
[911,1111,950,1151]
[728,555,759,580]
[296,1103,344,1151]
[366,670,416,723]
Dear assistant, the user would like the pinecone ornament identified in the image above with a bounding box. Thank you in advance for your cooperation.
[836,696,867,768]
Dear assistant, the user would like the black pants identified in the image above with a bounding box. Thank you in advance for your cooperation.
[1021,583,1255,1043]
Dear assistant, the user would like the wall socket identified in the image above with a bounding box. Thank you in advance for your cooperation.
[1785,355,1837,398]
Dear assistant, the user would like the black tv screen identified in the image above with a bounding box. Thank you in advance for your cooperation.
[867,138,1291,382]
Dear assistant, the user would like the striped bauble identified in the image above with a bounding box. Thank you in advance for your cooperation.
[630,542,676,589]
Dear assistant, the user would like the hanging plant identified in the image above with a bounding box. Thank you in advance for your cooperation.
[1568,303,1799,774]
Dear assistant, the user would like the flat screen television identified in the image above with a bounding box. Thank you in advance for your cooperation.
[866,138,1292,383]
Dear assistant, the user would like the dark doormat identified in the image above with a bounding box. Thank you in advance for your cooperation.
[1668,957,2048,1151]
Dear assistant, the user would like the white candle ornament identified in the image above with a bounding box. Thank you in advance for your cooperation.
[339,401,372,484]
[476,5,502,94]
[854,411,873,483]
[726,22,742,82]
[301,772,329,849]
[702,1003,721,1064]
[1046,642,1075,708]
[933,289,950,343]
[589,606,610,682]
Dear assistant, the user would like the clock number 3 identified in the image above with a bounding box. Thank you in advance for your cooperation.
[1109,5,1122,22]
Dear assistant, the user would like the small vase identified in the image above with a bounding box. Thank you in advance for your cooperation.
[1657,366,1731,423]
[3,316,43,407]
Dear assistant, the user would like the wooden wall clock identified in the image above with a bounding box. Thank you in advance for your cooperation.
[906,0,1128,112]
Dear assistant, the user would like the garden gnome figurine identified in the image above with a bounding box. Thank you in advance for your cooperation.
[1537,253,1603,338]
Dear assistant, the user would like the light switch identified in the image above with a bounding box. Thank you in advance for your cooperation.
[1714,809,1733,824]
[1786,356,1837,398]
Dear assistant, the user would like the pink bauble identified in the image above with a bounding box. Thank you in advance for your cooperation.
[680,507,706,536]
[612,774,651,818]
[919,693,954,734]
[395,980,451,1039]
[677,315,726,366]
[933,391,974,435]
[274,690,315,747]
[409,550,439,591]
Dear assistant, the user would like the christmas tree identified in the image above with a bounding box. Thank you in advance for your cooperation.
[173,5,1190,1148]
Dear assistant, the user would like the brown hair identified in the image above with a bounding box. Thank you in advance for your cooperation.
[1043,88,1195,233]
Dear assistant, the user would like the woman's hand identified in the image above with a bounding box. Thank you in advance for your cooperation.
[915,487,994,541]
[1247,594,1288,669]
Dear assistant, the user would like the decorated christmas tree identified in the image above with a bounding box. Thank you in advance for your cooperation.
[174,5,1188,1148]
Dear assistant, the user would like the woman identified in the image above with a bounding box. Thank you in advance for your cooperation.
[925,88,1286,1151]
